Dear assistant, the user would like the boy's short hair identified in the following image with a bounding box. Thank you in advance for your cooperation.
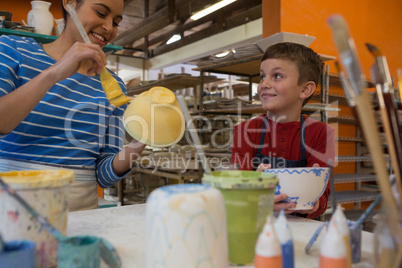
[261,42,323,105]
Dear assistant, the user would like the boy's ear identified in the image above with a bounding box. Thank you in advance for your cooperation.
[299,81,316,100]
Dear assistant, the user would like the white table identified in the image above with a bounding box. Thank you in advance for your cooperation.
[67,204,374,268]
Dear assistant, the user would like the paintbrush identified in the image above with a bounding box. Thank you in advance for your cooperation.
[328,15,401,268]
[66,4,131,107]
[366,43,402,202]
[328,159,336,214]
[0,232,4,252]
[0,178,66,241]
[305,221,328,254]
[327,13,399,219]
[397,69,402,108]
[334,61,367,141]
[177,95,212,175]
[355,194,382,227]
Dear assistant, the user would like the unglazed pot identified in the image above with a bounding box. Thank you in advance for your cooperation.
[27,1,54,35]
[124,87,185,147]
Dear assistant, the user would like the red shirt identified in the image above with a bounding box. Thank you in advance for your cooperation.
[231,114,335,219]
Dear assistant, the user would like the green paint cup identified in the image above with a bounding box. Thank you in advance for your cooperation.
[202,170,278,265]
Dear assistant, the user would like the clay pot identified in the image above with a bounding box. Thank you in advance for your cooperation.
[124,87,185,147]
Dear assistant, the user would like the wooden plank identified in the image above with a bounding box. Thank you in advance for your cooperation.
[126,75,222,96]
[112,7,170,45]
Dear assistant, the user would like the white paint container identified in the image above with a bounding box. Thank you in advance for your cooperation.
[0,170,74,268]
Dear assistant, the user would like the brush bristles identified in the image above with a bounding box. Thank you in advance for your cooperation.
[327,15,351,54]
[365,43,382,58]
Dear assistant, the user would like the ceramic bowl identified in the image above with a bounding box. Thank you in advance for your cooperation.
[264,167,330,210]
[124,87,185,147]
[254,32,316,52]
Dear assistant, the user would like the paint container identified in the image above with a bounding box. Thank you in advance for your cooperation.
[333,205,352,267]
[0,170,74,268]
[0,240,35,268]
[145,184,228,268]
[373,211,400,268]
[319,219,348,268]
[58,236,99,268]
[202,170,278,265]
[274,209,294,268]
[347,220,362,263]
[254,216,282,268]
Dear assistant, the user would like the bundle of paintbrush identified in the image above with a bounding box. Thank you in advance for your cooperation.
[327,15,401,268]
[365,43,402,201]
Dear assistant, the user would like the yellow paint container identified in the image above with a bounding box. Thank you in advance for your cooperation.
[0,170,74,268]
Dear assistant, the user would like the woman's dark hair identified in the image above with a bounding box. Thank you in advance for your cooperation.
[61,0,84,24]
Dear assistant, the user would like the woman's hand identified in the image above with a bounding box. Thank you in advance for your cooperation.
[256,163,271,172]
[112,138,146,176]
[48,42,107,83]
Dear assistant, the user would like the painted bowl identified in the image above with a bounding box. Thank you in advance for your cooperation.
[124,87,185,147]
[264,167,330,210]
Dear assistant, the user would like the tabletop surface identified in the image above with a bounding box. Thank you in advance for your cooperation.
[67,204,374,268]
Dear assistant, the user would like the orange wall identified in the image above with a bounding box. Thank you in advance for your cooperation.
[263,0,402,80]
[262,0,402,209]
[2,0,63,31]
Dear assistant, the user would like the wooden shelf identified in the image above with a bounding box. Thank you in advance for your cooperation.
[194,53,335,77]
[0,28,122,53]
[126,74,222,96]
[199,103,339,115]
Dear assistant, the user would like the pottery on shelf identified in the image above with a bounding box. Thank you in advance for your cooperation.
[27,1,54,35]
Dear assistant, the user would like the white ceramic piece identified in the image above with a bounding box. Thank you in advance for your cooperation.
[53,18,64,36]
[145,184,228,268]
[27,1,54,35]
[254,32,316,52]
[265,167,330,210]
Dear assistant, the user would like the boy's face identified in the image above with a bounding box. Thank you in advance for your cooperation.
[258,58,305,121]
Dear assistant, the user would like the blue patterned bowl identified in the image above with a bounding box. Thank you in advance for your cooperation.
[264,167,330,210]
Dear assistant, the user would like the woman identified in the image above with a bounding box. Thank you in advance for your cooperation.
[0,0,145,211]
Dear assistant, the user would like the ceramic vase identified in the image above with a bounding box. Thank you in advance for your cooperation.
[27,1,54,35]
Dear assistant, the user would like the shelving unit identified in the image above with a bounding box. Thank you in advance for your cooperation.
[194,53,336,110]
[193,51,382,217]
[126,74,222,111]
[0,28,122,53]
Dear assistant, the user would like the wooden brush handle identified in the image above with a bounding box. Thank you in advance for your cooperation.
[354,91,398,211]
[376,85,402,203]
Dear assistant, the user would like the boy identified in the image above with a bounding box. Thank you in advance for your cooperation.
[231,42,335,219]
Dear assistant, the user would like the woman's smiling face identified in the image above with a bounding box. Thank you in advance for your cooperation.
[257,58,305,121]
[75,0,123,47]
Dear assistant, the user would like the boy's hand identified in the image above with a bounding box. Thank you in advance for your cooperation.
[293,199,320,215]
[274,193,296,213]
[256,163,271,172]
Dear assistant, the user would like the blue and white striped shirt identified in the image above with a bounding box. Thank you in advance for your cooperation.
[0,35,128,188]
